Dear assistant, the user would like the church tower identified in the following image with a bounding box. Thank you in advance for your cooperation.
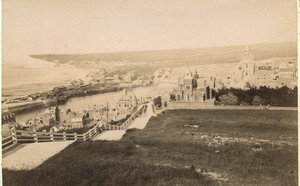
[183,65,193,97]
[234,46,255,88]
[242,46,254,61]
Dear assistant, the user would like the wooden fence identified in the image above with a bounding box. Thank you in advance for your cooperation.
[2,134,16,151]
[2,104,147,151]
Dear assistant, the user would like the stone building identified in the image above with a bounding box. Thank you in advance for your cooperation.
[116,89,138,115]
[172,67,214,102]
[230,46,255,88]
[67,112,84,129]
[2,112,16,124]
[168,66,215,109]
[227,47,297,89]
[60,111,84,129]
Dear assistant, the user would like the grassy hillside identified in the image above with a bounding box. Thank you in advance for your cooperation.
[3,109,298,186]
[30,42,297,67]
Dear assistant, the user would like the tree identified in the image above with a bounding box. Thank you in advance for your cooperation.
[82,115,86,125]
[66,108,71,114]
[215,86,297,107]
[169,93,176,101]
[153,96,162,108]
[219,92,238,105]
[245,82,252,89]
[252,95,265,106]
[206,86,211,99]
[55,106,60,122]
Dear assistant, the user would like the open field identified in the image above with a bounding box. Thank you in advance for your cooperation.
[3,109,297,186]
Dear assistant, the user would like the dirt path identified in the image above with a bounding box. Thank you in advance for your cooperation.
[2,141,74,170]
[92,130,126,141]
[127,102,156,129]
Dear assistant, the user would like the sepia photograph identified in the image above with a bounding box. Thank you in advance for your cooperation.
[1,0,298,185]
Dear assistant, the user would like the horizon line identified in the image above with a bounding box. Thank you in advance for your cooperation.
[28,41,297,56]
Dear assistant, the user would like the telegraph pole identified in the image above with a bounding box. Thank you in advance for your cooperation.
[106,101,109,123]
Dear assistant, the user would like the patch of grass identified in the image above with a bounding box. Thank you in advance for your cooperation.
[3,109,298,186]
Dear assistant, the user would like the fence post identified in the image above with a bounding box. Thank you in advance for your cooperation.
[89,130,92,139]
[50,131,54,142]
[33,130,38,143]
[83,133,86,141]
[144,106,147,117]
[74,132,77,141]
[11,125,17,144]
[63,132,66,141]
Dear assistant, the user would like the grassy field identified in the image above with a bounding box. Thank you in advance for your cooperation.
[3,109,297,186]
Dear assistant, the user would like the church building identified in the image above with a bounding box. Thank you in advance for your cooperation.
[168,66,215,109]
[230,46,255,88]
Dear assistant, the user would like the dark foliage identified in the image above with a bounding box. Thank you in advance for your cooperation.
[215,86,297,106]
[153,96,162,108]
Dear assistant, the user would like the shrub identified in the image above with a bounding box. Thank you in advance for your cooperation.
[219,92,238,105]
[252,95,265,106]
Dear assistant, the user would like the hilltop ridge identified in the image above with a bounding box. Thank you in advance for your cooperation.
[30,42,296,67]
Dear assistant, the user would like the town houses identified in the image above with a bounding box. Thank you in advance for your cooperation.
[9,89,147,133]
[116,89,138,115]
[215,47,297,89]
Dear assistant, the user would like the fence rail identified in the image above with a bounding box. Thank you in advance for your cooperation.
[2,103,147,150]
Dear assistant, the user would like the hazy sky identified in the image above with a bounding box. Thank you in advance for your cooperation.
[3,0,297,63]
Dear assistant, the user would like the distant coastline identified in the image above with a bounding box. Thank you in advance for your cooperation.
[2,62,89,97]
[2,82,67,98]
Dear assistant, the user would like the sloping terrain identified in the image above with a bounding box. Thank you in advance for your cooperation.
[3,109,297,186]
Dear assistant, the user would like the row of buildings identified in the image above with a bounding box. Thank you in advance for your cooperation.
[13,89,148,132]
[215,47,297,89]
[158,46,297,110]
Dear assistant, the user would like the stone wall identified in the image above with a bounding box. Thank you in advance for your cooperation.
[167,100,215,109]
